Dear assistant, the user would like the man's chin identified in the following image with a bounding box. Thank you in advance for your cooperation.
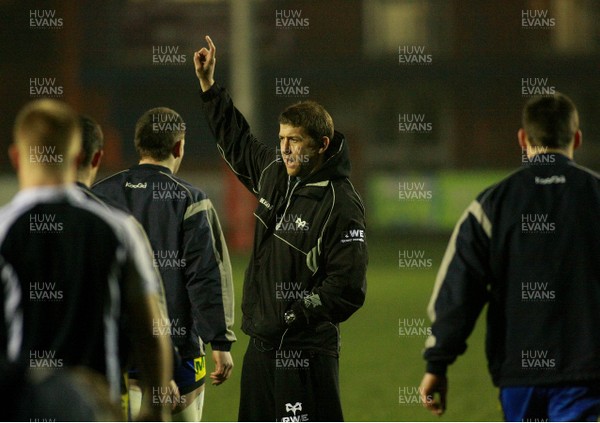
[285,165,299,177]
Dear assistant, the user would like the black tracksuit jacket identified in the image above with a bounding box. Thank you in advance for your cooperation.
[200,84,367,356]
[424,153,600,387]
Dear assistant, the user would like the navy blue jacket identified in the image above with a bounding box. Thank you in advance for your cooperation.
[425,153,600,386]
[93,165,235,359]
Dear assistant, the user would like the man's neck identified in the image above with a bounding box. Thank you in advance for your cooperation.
[526,146,572,160]
[139,158,175,173]
[76,170,92,188]
[19,168,75,189]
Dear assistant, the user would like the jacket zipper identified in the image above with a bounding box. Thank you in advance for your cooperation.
[276,178,300,230]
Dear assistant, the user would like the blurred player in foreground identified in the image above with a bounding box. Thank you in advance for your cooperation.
[420,93,600,421]
[0,99,172,421]
[195,36,367,421]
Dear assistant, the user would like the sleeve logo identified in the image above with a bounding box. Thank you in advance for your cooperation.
[341,229,365,243]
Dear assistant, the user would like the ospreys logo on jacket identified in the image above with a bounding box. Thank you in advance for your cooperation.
[201,84,368,356]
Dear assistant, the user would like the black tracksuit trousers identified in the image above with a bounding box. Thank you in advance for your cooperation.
[238,338,344,422]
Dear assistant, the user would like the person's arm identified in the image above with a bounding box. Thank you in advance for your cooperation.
[194,36,274,195]
[286,196,368,327]
[182,197,236,385]
[121,219,173,421]
[420,199,491,416]
[0,256,21,363]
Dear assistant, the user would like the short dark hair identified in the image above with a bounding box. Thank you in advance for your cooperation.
[134,107,185,161]
[279,101,334,146]
[522,93,579,148]
[14,99,81,159]
[79,115,104,167]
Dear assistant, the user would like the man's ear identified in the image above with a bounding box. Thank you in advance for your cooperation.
[75,149,85,170]
[318,136,330,155]
[573,130,582,151]
[8,144,19,172]
[91,150,104,169]
[172,140,184,159]
[517,128,528,152]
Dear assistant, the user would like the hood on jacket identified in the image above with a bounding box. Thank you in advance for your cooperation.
[302,130,351,184]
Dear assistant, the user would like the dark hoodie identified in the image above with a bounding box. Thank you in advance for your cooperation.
[201,84,367,356]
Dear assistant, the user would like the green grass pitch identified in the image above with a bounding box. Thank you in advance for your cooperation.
[201,235,504,422]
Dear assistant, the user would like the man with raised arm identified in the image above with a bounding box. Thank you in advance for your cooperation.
[194,36,368,421]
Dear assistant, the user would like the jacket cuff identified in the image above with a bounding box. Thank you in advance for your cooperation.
[426,361,448,376]
[211,341,232,352]
[199,83,221,101]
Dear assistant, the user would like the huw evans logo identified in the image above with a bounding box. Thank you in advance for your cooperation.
[152,182,187,201]
[398,318,431,337]
[275,282,310,301]
[521,78,555,97]
[521,350,556,370]
[521,214,555,234]
[275,10,309,29]
[153,250,186,269]
[275,77,309,97]
[398,46,432,65]
[398,181,432,200]
[398,114,432,133]
[30,10,63,29]
[29,282,63,302]
[521,281,555,302]
[521,146,556,166]
[275,147,310,164]
[29,214,63,233]
[29,146,63,164]
[275,350,310,369]
[151,113,186,132]
[276,214,309,232]
[152,317,187,337]
[521,9,555,29]
[30,350,63,368]
[152,46,186,65]
[398,386,433,406]
[398,250,432,269]
[152,385,187,406]
[30,78,63,98]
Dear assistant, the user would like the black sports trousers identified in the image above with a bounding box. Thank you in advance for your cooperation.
[238,338,343,422]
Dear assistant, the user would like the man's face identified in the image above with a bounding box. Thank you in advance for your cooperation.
[279,124,322,178]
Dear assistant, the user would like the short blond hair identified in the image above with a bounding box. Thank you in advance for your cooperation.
[13,99,81,166]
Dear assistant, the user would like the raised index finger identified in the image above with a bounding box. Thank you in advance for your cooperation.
[205,35,216,56]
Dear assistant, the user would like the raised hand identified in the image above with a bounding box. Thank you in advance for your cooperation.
[194,35,216,92]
